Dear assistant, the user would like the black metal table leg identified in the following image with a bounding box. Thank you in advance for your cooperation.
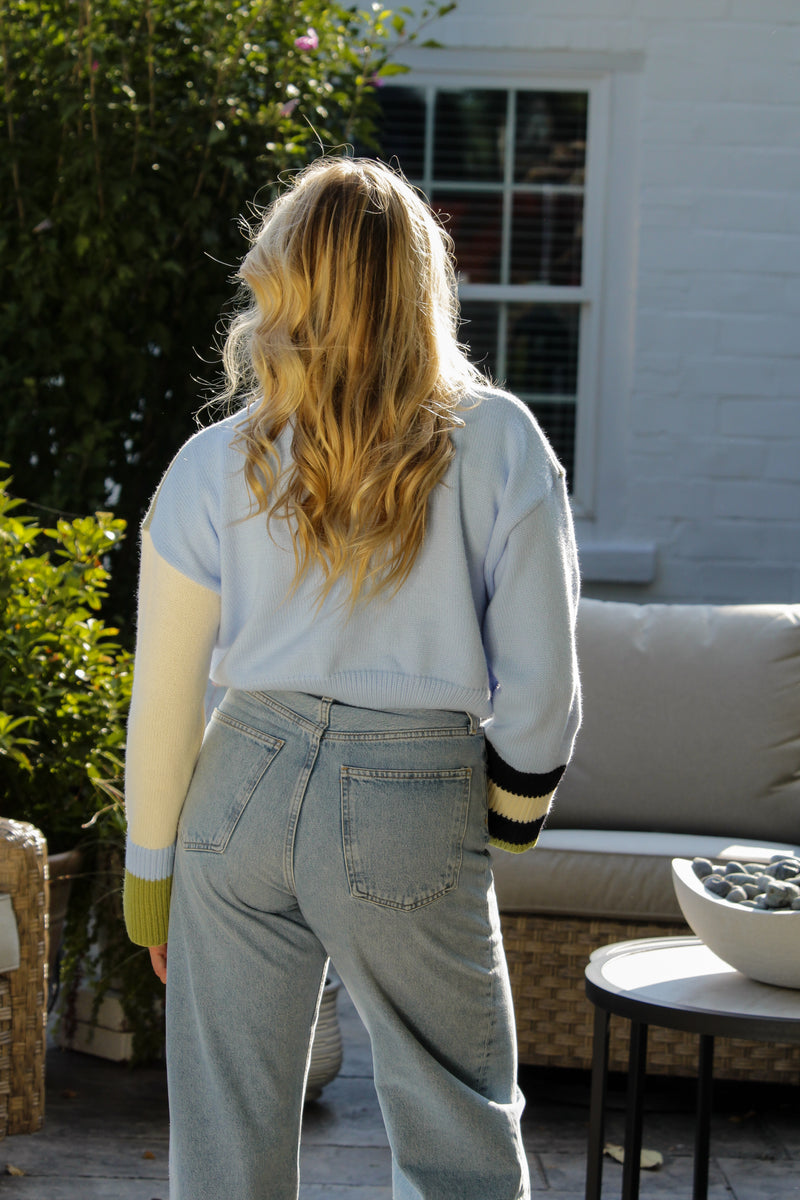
[585,1004,611,1200]
[622,1020,648,1200]
[693,1034,714,1200]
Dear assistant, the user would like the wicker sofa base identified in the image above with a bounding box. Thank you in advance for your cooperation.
[501,912,800,1086]
[0,819,47,1137]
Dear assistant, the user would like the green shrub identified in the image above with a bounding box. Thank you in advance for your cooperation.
[0,0,453,621]
[0,472,132,853]
[0,471,166,1060]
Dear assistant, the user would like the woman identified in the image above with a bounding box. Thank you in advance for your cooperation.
[124,156,581,1200]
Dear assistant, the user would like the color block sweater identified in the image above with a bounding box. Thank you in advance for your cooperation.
[124,388,581,946]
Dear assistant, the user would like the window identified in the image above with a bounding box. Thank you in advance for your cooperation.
[374,79,605,498]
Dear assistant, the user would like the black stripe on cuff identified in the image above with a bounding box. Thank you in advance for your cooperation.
[488,809,547,849]
[485,742,566,800]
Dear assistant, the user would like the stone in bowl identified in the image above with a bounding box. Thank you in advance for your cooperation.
[671,857,800,990]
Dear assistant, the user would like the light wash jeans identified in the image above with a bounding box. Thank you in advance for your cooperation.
[167,690,529,1200]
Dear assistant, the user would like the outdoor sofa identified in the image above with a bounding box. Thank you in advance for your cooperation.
[491,598,800,1083]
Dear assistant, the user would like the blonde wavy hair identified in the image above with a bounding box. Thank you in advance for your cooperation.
[221,156,483,604]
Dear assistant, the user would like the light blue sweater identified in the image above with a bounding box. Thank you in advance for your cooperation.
[148,387,580,838]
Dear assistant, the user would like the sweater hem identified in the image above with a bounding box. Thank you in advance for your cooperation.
[214,672,493,720]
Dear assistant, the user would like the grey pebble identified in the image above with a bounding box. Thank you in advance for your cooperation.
[691,856,800,912]
[703,873,731,897]
[765,883,791,908]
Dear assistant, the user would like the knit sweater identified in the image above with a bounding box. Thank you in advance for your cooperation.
[123,388,581,946]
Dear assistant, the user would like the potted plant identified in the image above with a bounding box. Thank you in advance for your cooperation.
[0,470,164,1061]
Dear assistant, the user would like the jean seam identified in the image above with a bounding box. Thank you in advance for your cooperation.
[282,715,329,895]
[212,710,285,749]
[325,727,477,743]
[475,897,497,1098]
[250,690,326,737]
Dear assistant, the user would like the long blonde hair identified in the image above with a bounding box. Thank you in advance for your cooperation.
[221,156,483,604]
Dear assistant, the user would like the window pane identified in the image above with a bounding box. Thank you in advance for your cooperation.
[515,91,587,184]
[511,192,583,286]
[459,301,498,377]
[373,86,427,178]
[526,401,576,482]
[509,298,579,481]
[374,85,589,489]
[433,90,507,182]
[506,303,580,398]
[432,192,503,284]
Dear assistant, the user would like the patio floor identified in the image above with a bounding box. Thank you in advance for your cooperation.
[2,986,798,1198]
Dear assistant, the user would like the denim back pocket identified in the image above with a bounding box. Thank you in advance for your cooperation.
[341,766,472,910]
[180,711,284,853]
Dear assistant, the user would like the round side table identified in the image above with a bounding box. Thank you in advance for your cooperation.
[584,935,800,1200]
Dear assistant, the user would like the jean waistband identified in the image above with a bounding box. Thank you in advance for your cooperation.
[238,690,480,736]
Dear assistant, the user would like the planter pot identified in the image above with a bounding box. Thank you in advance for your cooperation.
[46,846,83,1001]
[60,972,344,1080]
[59,985,135,1061]
[305,977,343,1101]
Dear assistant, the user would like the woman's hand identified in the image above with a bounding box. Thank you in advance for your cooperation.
[149,943,168,984]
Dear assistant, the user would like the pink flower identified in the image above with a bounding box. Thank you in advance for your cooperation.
[294,28,318,51]
[281,98,300,117]
[368,73,385,88]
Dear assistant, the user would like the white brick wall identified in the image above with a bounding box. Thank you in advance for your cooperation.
[412,0,800,602]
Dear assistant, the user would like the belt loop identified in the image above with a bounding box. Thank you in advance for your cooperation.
[466,711,479,734]
[320,696,333,729]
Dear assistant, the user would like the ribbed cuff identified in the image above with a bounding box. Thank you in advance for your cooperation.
[123,871,173,947]
[489,836,539,854]
[486,743,566,852]
[488,812,545,854]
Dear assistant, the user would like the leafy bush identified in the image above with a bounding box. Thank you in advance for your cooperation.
[0,472,132,853]
[0,472,165,1060]
[0,0,452,621]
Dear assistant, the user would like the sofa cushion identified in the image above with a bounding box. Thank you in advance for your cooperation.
[0,893,20,973]
[491,830,800,922]
[550,600,800,841]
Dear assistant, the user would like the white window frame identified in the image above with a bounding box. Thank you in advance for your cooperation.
[380,61,611,520]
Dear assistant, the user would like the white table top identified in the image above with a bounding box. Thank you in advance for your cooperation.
[586,936,800,1032]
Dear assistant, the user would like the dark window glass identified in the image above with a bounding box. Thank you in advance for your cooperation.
[510,192,583,286]
[505,302,580,398]
[431,192,503,284]
[433,90,507,182]
[514,91,587,184]
[525,401,576,481]
[459,301,498,377]
[373,86,427,177]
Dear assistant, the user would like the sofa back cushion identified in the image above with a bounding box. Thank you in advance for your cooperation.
[550,599,800,841]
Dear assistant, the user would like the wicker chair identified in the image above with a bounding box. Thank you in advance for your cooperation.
[0,818,47,1137]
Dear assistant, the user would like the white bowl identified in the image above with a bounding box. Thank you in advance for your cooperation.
[671,857,800,990]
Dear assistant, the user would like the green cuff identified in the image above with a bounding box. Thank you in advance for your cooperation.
[123,871,173,946]
[489,835,540,854]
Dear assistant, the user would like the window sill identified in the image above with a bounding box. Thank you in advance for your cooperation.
[577,542,656,584]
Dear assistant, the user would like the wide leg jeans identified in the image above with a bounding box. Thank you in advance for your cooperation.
[166,690,530,1200]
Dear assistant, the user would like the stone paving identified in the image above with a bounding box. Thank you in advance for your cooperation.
[2,988,798,1198]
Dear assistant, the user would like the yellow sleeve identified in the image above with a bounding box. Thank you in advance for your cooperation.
[123,529,220,946]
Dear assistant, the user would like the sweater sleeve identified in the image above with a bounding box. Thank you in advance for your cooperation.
[123,528,220,946]
[482,467,581,853]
